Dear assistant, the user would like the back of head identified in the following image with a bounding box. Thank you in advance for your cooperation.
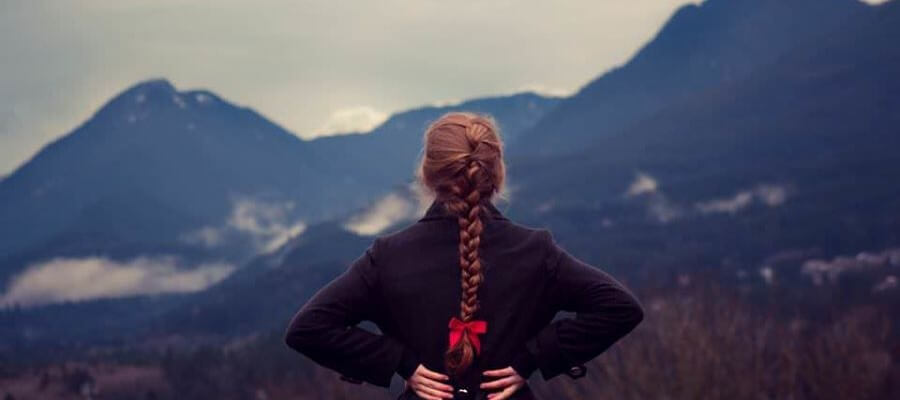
[415,111,506,377]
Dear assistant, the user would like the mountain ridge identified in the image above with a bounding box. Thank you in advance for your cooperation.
[510,0,870,157]
[0,78,560,287]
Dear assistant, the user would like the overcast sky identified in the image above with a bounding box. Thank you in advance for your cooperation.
[0,0,887,176]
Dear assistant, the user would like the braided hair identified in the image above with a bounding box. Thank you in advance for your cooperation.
[417,111,506,377]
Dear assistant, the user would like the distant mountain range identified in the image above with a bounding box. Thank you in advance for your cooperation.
[2,0,899,353]
[0,79,560,289]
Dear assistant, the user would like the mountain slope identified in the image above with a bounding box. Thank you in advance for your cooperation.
[511,0,870,157]
[508,0,900,281]
[0,79,323,281]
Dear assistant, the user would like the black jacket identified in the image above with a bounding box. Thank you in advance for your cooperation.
[284,198,645,400]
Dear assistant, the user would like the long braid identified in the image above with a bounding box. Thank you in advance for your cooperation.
[417,111,505,378]
[443,123,491,377]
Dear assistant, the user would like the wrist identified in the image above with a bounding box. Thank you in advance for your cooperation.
[397,347,420,379]
[509,348,538,379]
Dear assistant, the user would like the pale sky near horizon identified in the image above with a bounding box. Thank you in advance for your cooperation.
[0,0,889,176]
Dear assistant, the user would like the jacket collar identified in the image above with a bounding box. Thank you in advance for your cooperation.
[418,198,508,222]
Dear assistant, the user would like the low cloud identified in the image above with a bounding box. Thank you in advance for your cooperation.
[801,248,900,286]
[695,183,790,215]
[623,171,682,223]
[343,192,416,236]
[228,198,306,253]
[625,171,658,197]
[0,255,235,308]
[536,199,556,214]
[428,98,464,107]
[759,266,775,285]
[754,184,788,206]
[695,191,754,214]
[180,197,306,254]
[313,106,389,136]
[179,226,223,248]
[873,275,897,292]
[514,83,575,98]
[624,172,790,223]
[647,194,684,223]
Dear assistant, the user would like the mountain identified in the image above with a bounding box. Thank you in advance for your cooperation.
[0,79,319,286]
[507,0,900,283]
[0,79,559,292]
[511,0,871,157]
[308,92,559,192]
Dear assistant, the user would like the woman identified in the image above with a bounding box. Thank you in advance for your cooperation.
[283,112,644,400]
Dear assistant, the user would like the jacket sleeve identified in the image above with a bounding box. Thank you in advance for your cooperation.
[283,237,421,388]
[510,230,645,381]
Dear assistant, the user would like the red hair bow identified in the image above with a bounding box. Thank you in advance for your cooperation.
[448,316,488,356]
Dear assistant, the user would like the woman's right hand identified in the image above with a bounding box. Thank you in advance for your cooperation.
[405,364,455,400]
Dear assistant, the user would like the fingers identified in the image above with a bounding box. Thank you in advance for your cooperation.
[419,366,450,382]
[410,366,453,400]
[480,375,519,390]
[419,376,454,393]
[413,389,446,400]
[481,366,525,399]
[487,382,524,400]
[482,366,515,377]
[413,384,454,400]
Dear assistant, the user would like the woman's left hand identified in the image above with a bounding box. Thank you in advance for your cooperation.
[480,366,526,400]
[405,364,454,400]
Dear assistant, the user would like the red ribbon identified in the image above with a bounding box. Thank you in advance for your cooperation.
[448,316,488,356]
